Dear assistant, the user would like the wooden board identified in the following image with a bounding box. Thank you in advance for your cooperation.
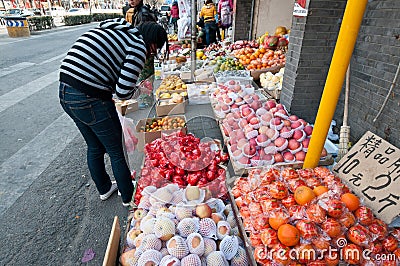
[102,216,121,266]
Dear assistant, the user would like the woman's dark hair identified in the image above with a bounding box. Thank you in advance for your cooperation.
[137,21,169,57]
[205,0,213,4]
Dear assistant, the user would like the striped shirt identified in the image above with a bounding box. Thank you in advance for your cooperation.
[59,18,147,100]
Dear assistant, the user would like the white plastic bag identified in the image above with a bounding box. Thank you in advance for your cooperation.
[117,111,138,170]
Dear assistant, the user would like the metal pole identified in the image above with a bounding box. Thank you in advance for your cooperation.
[190,0,197,81]
[303,0,368,168]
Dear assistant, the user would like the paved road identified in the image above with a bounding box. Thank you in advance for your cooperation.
[0,22,223,265]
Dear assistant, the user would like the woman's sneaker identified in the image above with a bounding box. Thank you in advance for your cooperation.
[99,181,118,201]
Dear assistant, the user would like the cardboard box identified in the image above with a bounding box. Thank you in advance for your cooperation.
[156,100,187,116]
[135,116,187,151]
[115,100,138,116]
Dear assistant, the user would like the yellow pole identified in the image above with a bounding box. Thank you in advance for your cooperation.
[303,0,368,168]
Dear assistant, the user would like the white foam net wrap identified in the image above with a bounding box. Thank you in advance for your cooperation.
[137,196,152,210]
[203,237,217,257]
[133,233,149,248]
[137,249,162,266]
[126,229,141,248]
[216,221,231,240]
[140,217,157,234]
[156,208,176,219]
[220,235,239,260]
[167,235,189,259]
[231,246,248,266]
[159,255,181,266]
[181,254,202,266]
[174,204,194,221]
[177,217,200,238]
[138,233,162,251]
[198,218,217,239]
[206,251,229,266]
[153,217,176,240]
[159,247,169,257]
[186,233,205,256]
[119,249,139,266]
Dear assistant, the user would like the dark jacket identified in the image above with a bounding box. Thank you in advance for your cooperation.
[125,3,157,27]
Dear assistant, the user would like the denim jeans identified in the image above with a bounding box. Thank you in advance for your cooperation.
[59,82,133,203]
[204,21,217,45]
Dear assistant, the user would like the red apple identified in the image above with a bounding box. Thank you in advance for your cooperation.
[283,119,291,127]
[257,134,268,143]
[265,100,276,110]
[271,117,282,126]
[261,113,273,123]
[274,152,284,163]
[266,128,277,139]
[283,151,295,161]
[238,156,250,165]
[302,138,310,149]
[304,125,313,136]
[288,139,301,150]
[259,125,269,135]
[276,103,284,110]
[291,120,302,129]
[292,130,304,140]
[274,137,287,147]
[243,143,257,157]
[295,151,306,161]
[289,115,299,121]
[249,138,257,147]
[250,117,260,125]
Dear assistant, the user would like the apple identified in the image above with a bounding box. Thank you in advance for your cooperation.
[302,138,310,149]
[239,119,248,129]
[265,100,276,110]
[295,151,306,161]
[283,119,291,127]
[252,94,260,101]
[271,117,282,126]
[257,134,268,143]
[249,138,257,147]
[196,203,212,218]
[276,103,284,110]
[238,156,251,165]
[274,137,287,147]
[243,143,257,157]
[230,143,238,152]
[298,119,308,126]
[283,151,295,161]
[274,152,284,163]
[288,139,301,150]
[304,125,313,136]
[261,113,273,123]
[250,117,260,125]
[241,107,252,117]
[235,97,243,103]
[289,115,299,121]
[259,125,269,135]
[291,120,302,129]
[237,138,248,150]
[211,213,224,224]
[292,130,304,140]
[266,128,277,139]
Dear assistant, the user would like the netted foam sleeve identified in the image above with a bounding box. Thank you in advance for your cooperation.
[167,235,189,259]
[137,196,152,210]
[137,249,162,266]
[227,213,238,228]
[198,218,217,239]
[231,246,248,266]
[220,235,239,260]
[159,255,181,266]
[140,217,157,234]
[150,187,173,204]
[181,254,202,266]
[177,217,199,237]
[133,233,149,248]
[174,204,194,221]
[216,221,231,240]
[156,208,175,219]
[164,183,181,193]
[137,233,162,251]
[186,233,205,256]
[170,190,184,205]
[206,251,229,266]
[159,247,169,257]
[126,229,141,248]
[142,186,157,196]
[206,198,226,213]
[153,217,176,241]
[203,237,217,257]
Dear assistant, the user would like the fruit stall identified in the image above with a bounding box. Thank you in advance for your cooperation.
[110,28,400,266]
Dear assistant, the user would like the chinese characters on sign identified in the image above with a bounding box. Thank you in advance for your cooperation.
[293,0,308,17]
[333,131,400,224]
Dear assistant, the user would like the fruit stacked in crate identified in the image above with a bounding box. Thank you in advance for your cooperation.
[120,185,249,266]
[231,166,400,265]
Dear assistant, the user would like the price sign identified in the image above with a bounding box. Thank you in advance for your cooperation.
[333,131,400,224]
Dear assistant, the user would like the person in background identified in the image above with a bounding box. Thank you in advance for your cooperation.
[125,0,156,27]
[199,0,218,45]
[122,1,129,17]
[59,19,168,207]
[170,1,179,33]
[125,0,158,82]
[217,0,233,39]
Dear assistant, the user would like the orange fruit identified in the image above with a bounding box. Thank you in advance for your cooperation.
[313,185,329,196]
[269,216,289,230]
[340,193,360,211]
[294,186,316,205]
[277,224,300,246]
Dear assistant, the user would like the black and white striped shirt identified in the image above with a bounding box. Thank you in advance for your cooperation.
[59,18,147,100]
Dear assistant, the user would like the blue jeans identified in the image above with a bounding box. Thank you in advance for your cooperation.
[204,21,217,45]
[59,82,133,203]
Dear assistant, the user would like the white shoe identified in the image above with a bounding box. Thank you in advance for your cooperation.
[99,181,118,201]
